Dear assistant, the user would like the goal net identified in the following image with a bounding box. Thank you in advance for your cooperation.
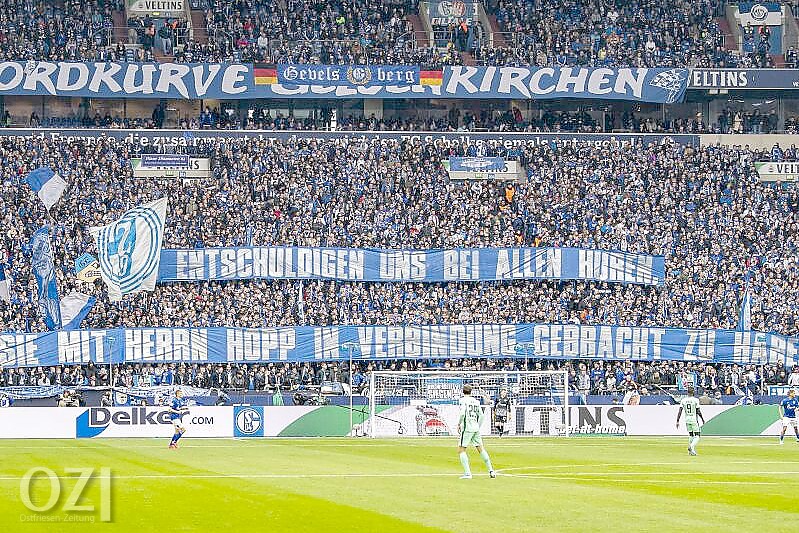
[365,371,569,438]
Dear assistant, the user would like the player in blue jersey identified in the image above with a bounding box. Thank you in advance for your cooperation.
[779,388,799,444]
[168,389,189,449]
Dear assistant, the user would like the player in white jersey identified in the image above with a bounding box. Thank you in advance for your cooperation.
[457,384,496,479]
[675,386,705,456]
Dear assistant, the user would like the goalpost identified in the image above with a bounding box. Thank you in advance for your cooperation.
[366,370,569,438]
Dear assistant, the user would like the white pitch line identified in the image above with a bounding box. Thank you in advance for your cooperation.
[0,472,462,481]
[498,462,690,472]
[499,473,786,485]
[498,461,799,472]
[0,470,795,483]
[0,437,404,450]
[497,470,799,476]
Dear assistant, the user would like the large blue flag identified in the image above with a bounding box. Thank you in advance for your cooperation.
[30,225,61,329]
[89,198,168,301]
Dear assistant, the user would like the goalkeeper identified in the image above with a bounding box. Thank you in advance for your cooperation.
[457,384,496,479]
[493,389,511,436]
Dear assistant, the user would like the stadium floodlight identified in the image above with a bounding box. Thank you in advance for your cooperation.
[366,370,569,438]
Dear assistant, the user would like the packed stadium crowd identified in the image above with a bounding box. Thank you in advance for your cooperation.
[0,0,120,62]
[1,135,799,340]
[168,0,772,68]
[484,0,744,68]
[0,0,787,69]
[2,358,797,397]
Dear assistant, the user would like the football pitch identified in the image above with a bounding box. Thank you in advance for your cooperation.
[0,437,797,532]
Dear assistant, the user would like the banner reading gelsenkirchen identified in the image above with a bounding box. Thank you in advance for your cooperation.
[89,198,168,302]
[0,325,795,368]
[156,247,665,286]
[0,62,688,103]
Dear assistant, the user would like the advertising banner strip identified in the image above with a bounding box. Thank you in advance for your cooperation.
[689,68,799,89]
[0,63,687,102]
[0,405,786,439]
[140,154,189,168]
[448,157,506,172]
[753,161,799,182]
[0,324,795,367]
[157,247,665,285]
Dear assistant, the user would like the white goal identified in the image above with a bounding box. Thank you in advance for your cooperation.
[365,370,569,438]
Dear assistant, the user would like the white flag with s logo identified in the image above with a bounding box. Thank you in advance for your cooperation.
[89,198,168,301]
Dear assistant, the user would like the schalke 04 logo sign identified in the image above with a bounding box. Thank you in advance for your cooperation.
[235,407,263,435]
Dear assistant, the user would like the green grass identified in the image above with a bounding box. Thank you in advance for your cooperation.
[0,437,798,532]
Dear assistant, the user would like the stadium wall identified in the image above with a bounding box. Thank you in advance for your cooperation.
[0,128,793,152]
[0,405,785,438]
[699,134,799,150]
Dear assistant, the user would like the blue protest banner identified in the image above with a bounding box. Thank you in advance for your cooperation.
[156,247,666,286]
[0,325,794,367]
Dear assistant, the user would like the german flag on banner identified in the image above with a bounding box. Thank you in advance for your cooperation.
[254,63,278,85]
[420,70,443,86]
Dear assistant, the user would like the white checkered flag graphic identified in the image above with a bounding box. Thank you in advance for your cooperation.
[649,69,687,104]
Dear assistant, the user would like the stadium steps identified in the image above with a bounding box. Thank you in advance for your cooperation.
[716,16,737,51]
[190,10,209,44]
[461,51,476,65]
[112,10,129,44]
[407,14,429,48]
[772,53,785,66]
[153,47,169,61]
[487,15,508,48]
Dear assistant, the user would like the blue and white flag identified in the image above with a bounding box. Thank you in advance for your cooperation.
[59,291,96,330]
[30,225,61,329]
[738,282,752,332]
[0,263,10,302]
[89,198,168,301]
[24,167,67,211]
[737,2,782,27]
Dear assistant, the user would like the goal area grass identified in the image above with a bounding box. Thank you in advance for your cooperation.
[0,436,796,532]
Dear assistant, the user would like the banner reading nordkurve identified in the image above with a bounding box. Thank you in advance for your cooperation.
[0,62,688,103]
[90,198,168,301]
[157,247,665,285]
[0,325,794,367]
